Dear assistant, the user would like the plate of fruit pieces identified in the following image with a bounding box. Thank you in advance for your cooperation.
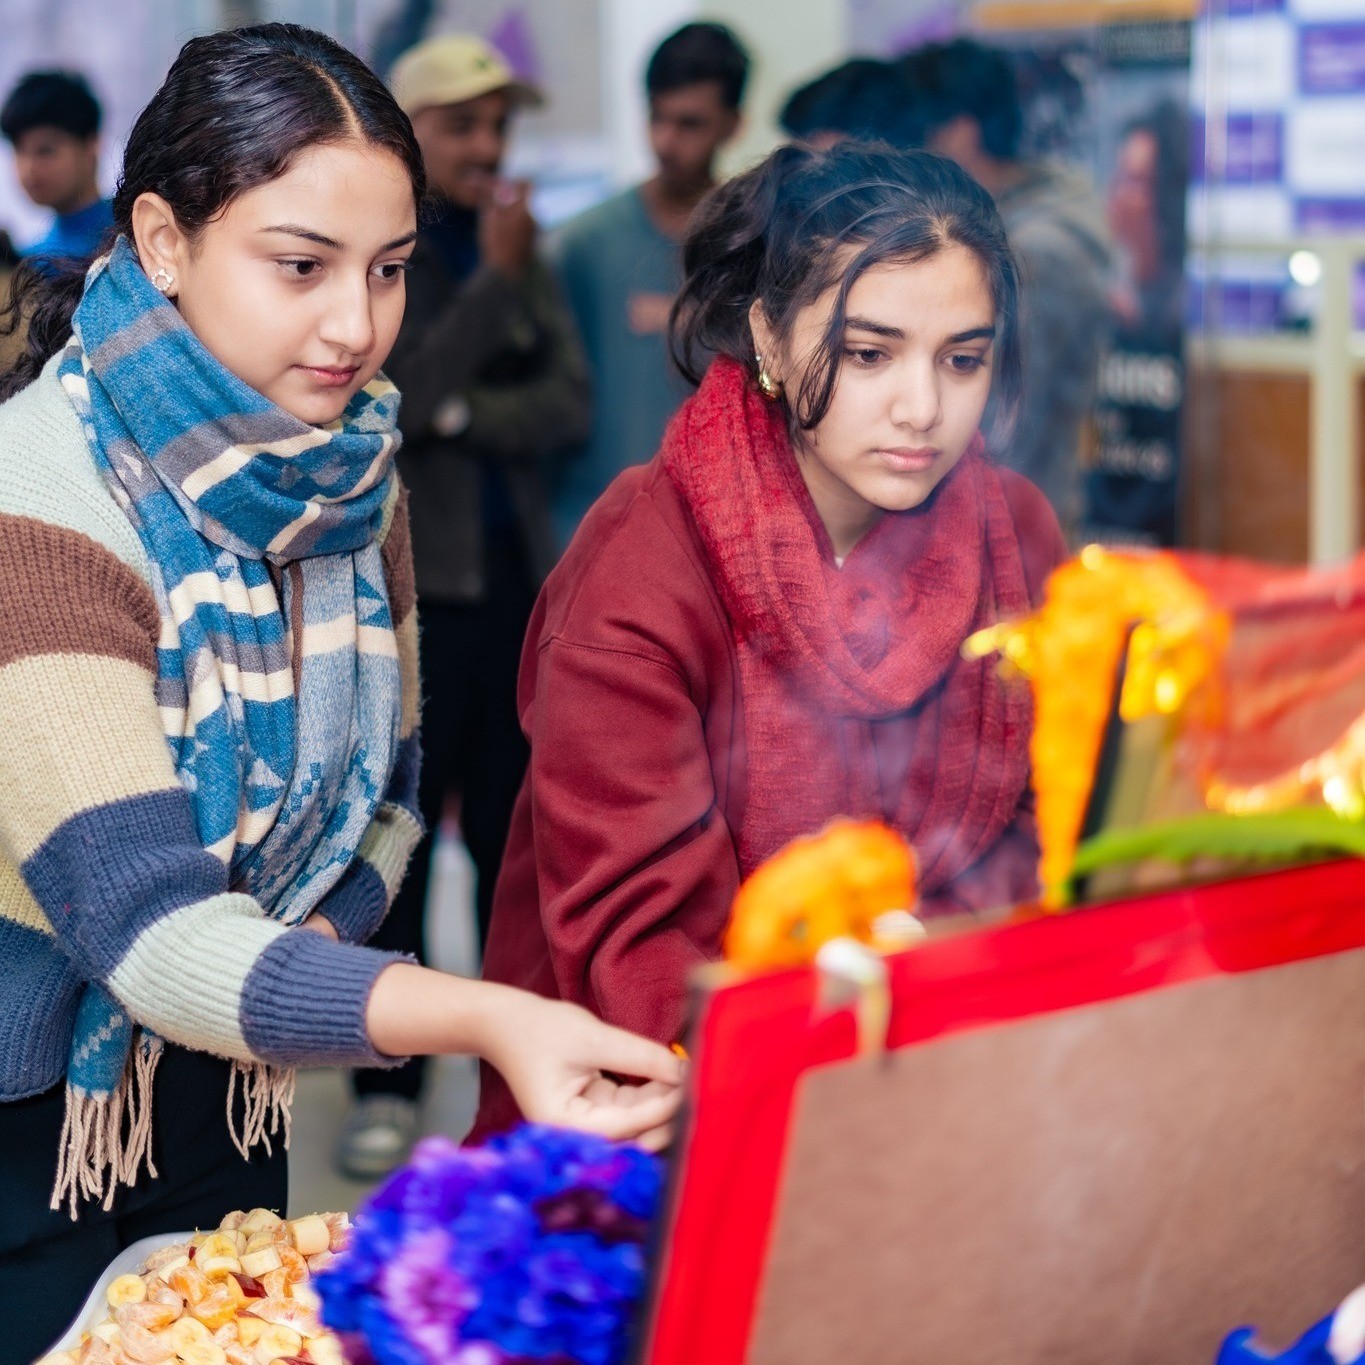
[39,1207,350,1365]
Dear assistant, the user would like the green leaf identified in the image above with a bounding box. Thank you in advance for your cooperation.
[1071,807,1365,883]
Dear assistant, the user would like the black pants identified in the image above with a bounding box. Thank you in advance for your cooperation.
[0,1046,289,1365]
[353,536,535,1102]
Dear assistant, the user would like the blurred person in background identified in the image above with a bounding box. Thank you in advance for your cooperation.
[1,70,113,268]
[903,38,1112,538]
[551,22,749,544]
[0,229,23,377]
[333,33,592,1180]
[779,57,927,150]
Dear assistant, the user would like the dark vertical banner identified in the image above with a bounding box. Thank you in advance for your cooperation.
[995,16,1193,548]
[1081,21,1191,548]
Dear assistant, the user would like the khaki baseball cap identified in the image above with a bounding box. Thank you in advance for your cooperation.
[390,34,544,117]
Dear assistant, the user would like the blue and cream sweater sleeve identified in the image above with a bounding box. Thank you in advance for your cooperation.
[0,369,420,1079]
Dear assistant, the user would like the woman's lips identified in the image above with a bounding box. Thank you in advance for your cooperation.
[876,446,939,473]
[298,365,360,388]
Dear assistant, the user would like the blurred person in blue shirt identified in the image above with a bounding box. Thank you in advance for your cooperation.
[2,71,113,267]
[551,23,750,545]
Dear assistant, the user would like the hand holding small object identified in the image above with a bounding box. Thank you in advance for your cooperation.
[366,963,685,1148]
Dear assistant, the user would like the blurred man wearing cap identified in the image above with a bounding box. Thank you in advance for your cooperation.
[336,33,591,1178]
[551,22,748,543]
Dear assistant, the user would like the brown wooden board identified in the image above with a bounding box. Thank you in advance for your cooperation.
[746,950,1365,1364]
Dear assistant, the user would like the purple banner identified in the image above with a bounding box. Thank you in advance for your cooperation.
[1295,198,1365,233]
[1300,23,1365,95]
[1190,113,1283,183]
[1200,0,1286,17]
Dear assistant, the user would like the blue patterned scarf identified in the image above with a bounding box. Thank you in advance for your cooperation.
[53,236,403,1211]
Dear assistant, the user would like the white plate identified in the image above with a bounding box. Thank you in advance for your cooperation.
[45,1231,193,1357]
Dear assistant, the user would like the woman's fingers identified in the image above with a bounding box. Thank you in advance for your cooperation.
[564,1077,683,1144]
[583,1020,686,1087]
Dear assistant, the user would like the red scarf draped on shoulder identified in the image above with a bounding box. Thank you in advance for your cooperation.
[661,356,1034,897]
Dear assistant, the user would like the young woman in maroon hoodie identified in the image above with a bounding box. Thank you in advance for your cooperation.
[474,142,1066,1136]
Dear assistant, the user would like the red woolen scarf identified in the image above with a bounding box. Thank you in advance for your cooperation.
[662,356,1034,895]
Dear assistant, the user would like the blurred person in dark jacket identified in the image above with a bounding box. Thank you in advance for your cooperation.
[335,32,591,1178]
[903,39,1113,537]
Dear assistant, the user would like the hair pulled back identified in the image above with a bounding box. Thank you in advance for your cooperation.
[670,141,1021,434]
[1,22,424,401]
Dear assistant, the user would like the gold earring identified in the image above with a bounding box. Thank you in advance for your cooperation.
[754,352,783,401]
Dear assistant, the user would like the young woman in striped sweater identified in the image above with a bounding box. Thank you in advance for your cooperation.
[0,26,678,1355]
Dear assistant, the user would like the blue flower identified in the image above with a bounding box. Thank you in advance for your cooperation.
[319,1125,663,1365]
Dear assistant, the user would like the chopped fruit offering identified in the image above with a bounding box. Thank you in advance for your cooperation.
[78,1210,347,1365]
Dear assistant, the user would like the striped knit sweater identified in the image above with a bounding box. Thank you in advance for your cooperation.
[0,358,424,1103]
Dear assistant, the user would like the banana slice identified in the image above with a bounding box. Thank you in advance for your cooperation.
[239,1246,282,1279]
[166,1317,213,1354]
[196,1232,242,1280]
[251,1324,302,1364]
[238,1209,283,1236]
[287,1216,329,1258]
[152,1254,192,1283]
[107,1274,148,1308]
[236,1319,265,1350]
[178,1341,228,1365]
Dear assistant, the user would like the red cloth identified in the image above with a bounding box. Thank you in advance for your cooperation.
[661,357,1034,889]
[472,360,1066,1140]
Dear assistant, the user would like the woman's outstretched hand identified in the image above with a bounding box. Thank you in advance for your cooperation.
[478,992,684,1152]
[366,963,685,1150]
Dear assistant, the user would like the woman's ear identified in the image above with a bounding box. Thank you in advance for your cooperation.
[748,299,778,377]
[129,191,189,298]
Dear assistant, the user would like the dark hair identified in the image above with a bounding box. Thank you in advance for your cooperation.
[671,141,1021,434]
[779,59,928,149]
[1,70,102,144]
[646,22,750,110]
[0,23,425,401]
[900,40,1023,161]
[1122,99,1189,278]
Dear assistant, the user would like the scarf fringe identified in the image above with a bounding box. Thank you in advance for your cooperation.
[48,1046,298,1220]
[226,1060,296,1161]
[49,1036,164,1220]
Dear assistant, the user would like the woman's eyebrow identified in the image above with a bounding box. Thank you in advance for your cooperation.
[844,318,997,344]
[258,225,418,252]
[844,314,904,339]
[948,325,996,343]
